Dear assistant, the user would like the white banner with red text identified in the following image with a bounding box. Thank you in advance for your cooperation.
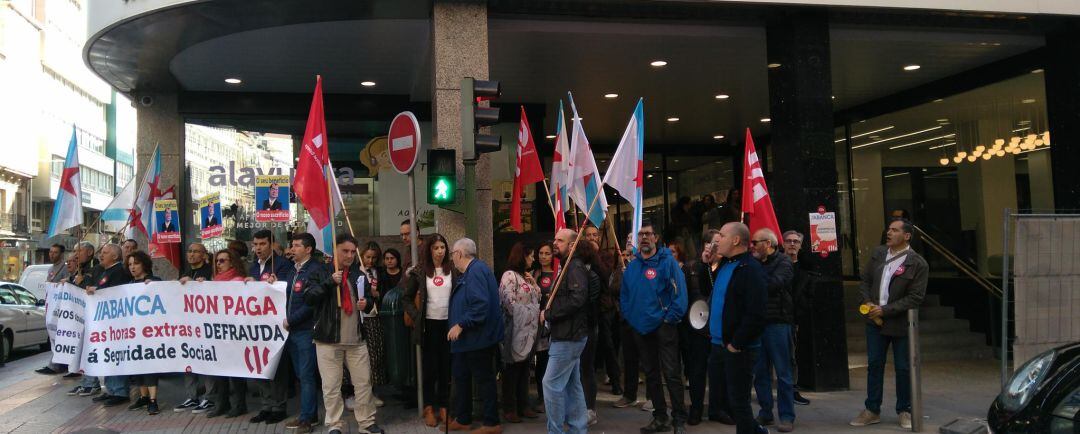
[52,280,289,379]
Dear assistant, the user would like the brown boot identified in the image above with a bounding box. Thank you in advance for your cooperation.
[423,406,438,427]
[445,418,471,431]
[470,425,503,434]
[503,411,521,423]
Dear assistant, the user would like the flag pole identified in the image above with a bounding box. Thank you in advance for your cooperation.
[544,186,606,311]
[539,179,558,226]
[325,166,341,308]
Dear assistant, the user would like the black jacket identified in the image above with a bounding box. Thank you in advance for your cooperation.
[285,258,325,332]
[91,262,133,289]
[760,251,795,324]
[716,252,767,350]
[685,260,713,336]
[584,265,603,329]
[183,263,214,281]
[545,257,589,342]
[72,258,99,288]
[402,266,458,346]
[305,262,375,344]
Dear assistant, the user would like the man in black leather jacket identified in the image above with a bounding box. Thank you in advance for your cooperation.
[750,229,795,432]
[304,233,382,434]
[540,229,590,433]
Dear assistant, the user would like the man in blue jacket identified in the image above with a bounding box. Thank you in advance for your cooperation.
[446,237,504,434]
[282,232,323,433]
[621,221,689,434]
[710,222,769,434]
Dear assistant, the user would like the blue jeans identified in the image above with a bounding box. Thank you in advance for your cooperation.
[105,375,128,397]
[753,324,795,423]
[543,337,588,434]
[451,345,500,427]
[286,329,318,422]
[81,375,100,389]
[865,324,911,414]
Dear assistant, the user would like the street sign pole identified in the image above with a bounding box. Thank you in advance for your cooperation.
[408,171,422,417]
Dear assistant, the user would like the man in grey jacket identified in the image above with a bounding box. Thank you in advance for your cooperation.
[850,218,927,430]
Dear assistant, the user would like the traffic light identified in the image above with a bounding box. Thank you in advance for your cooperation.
[427,149,456,205]
[461,77,501,160]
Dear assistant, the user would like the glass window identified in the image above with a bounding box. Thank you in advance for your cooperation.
[0,287,16,304]
[10,286,36,305]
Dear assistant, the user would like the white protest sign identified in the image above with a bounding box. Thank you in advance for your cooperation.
[77,280,289,379]
[45,283,87,369]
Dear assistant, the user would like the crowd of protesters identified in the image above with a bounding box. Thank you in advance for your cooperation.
[34,192,927,434]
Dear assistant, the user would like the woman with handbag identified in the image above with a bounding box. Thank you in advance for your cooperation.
[498,242,540,423]
[402,234,455,427]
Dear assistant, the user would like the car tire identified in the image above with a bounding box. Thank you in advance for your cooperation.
[1,330,11,365]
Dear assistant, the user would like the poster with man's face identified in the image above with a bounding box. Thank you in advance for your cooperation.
[255,175,290,222]
[200,193,224,239]
[153,199,181,243]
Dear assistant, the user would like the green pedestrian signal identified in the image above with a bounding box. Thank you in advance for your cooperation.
[429,176,455,204]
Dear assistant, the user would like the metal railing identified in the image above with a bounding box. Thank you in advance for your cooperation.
[912,224,1003,299]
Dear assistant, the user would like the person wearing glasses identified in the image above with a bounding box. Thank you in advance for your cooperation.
[781,231,812,407]
[749,229,795,432]
[176,243,219,414]
[445,238,504,434]
[710,222,768,434]
[206,249,251,419]
[621,221,689,434]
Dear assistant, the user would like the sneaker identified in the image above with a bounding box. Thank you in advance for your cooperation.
[899,411,912,429]
[587,409,598,426]
[79,387,101,397]
[778,420,794,432]
[67,386,84,396]
[284,418,312,432]
[793,392,810,406]
[328,429,342,434]
[191,400,214,414]
[103,395,130,407]
[147,400,160,415]
[849,409,880,427]
[35,366,60,375]
[709,411,736,425]
[174,398,198,412]
[613,397,638,408]
[756,415,775,426]
[641,400,654,412]
[640,417,673,433]
[128,396,150,411]
[92,393,112,403]
[358,423,385,434]
[63,372,82,379]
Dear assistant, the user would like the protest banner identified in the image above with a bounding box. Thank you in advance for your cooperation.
[809,205,838,257]
[154,199,181,243]
[199,193,224,239]
[44,282,87,369]
[255,174,290,222]
[73,280,288,379]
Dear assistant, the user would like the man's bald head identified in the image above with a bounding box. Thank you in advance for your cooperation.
[554,229,577,258]
[717,222,751,258]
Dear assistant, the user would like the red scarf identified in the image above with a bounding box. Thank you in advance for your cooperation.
[213,268,244,282]
[341,267,353,316]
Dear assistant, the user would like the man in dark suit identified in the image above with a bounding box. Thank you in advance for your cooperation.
[161,208,177,233]
[262,183,283,210]
[204,205,219,227]
[245,229,294,425]
[850,218,927,430]
[85,244,134,408]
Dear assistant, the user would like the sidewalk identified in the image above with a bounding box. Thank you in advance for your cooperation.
[0,349,997,433]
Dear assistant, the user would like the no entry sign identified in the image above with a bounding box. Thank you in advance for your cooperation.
[388,111,421,175]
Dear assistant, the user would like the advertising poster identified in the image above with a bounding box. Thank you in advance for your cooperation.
[153,199,181,243]
[809,206,838,256]
[254,175,290,222]
[199,192,224,239]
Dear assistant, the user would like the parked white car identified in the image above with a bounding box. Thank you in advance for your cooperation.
[18,264,52,300]
[0,282,48,364]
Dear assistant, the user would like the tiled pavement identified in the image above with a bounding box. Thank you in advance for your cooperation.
[0,349,998,433]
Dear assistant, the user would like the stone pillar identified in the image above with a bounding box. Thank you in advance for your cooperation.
[1045,27,1080,211]
[135,92,185,278]
[766,8,849,391]
[431,0,494,262]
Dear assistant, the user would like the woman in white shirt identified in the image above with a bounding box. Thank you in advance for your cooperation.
[402,233,455,427]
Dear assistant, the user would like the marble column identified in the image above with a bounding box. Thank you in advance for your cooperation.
[766,8,849,391]
[431,0,494,262]
[1045,27,1080,211]
[135,92,185,279]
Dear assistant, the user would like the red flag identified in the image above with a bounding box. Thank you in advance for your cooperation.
[294,76,332,229]
[511,107,546,232]
[741,128,782,239]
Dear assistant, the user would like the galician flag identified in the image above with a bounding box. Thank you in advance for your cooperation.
[741,128,782,239]
[294,75,333,231]
[129,145,179,269]
[603,99,645,249]
[567,92,608,228]
[102,178,136,233]
[548,101,571,232]
[46,126,84,239]
[511,107,546,233]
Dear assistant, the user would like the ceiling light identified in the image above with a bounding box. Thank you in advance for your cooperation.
[936,118,949,123]
[1031,68,1044,74]
[933,99,944,103]
[760,118,771,123]
[647,174,654,178]
[953,156,963,163]
[967,155,978,162]
[360,81,376,87]
[939,158,949,166]
[887,133,956,150]
[667,117,680,122]
[650,60,668,67]
[604,93,619,99]
[713,135,725,140]
[903,64,921,71]
[834,126,896,143]
[715,94,730,100]
[1022,98,1036,104]
[982,153,993,160]
[767,63,782,69]
[545,135,556,139]
[928,142,955,150]
[958,151,967,158]
[224,78,242,84]
[852,125,943,149]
